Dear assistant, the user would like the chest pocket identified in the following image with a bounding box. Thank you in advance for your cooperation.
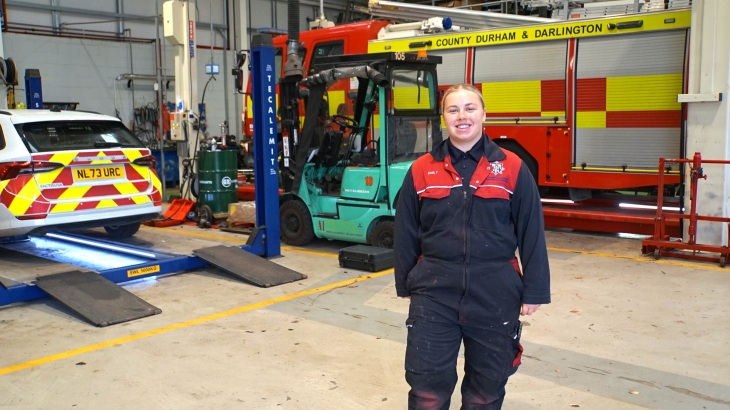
[419,189,462,231]
[470,196,512,231]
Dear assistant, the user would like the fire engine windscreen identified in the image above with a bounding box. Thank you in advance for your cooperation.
[300,66,387,88]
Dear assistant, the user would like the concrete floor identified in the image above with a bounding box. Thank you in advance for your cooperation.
[0,224,729,409]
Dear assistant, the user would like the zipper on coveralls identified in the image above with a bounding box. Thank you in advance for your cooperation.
[462,189,468,296]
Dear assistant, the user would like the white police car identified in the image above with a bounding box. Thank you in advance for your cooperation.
[0,109,162,238]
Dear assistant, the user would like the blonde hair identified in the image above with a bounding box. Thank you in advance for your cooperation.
[441,83,485,113]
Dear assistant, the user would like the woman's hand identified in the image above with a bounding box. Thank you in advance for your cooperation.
[521,304,540,316]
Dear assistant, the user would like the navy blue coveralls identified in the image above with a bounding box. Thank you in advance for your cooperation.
[394,135,551,409]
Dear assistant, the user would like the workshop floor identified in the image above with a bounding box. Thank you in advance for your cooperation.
[0,223,729,410]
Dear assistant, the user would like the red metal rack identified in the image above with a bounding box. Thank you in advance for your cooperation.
[642,152,730,267]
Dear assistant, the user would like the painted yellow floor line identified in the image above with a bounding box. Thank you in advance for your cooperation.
[0,269,393,377]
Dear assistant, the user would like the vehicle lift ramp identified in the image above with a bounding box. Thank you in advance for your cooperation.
[0,34,305,326]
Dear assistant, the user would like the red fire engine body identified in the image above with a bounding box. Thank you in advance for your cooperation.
[244,9,692,235]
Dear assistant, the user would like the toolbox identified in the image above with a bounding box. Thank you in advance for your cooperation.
[338,245,394,272]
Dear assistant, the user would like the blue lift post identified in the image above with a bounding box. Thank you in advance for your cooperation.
[243,33,281,257]
[0,35,282,306]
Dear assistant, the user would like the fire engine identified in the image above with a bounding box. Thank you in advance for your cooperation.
[242,5,692,236]
[369,9,691,201]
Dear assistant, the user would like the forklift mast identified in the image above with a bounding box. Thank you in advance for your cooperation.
[288,52,443,193]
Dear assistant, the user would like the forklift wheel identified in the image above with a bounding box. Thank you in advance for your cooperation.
[280,200,315,246]
[369,220,395,249]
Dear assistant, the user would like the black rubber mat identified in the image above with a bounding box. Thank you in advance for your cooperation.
[193,245,307,287]
[34,270,161,327]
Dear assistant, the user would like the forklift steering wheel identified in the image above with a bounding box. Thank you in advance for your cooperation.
[332,115,359,130]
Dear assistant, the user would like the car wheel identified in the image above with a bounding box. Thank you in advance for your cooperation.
[279,200,314,246]
[104,222,141,238]
[369,220,395,249]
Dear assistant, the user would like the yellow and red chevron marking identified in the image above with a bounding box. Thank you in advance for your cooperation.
[0,175,49,217]
[31,149,148,166]
[0,149,158,218]
[576,74,682,128]
[48,195,155,214]
[478,80,566,117]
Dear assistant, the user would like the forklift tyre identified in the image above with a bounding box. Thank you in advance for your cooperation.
[369,220,395,249]
[280,200,315,246]
[103,222,141,238]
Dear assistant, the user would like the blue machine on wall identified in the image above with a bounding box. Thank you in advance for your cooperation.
[25,69,43,109]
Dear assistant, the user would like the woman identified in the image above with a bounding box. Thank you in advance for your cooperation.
[394,83,551,409]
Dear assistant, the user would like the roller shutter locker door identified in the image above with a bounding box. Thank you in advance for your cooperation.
[574,30,687,169]
[473,40,568,119]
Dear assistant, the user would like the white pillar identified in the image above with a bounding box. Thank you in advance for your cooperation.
[683,0,730,245]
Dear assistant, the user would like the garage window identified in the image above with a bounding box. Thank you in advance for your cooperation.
[15,121,146,153]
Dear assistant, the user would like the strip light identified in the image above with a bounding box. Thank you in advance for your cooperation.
[45,232,157,259]
[540,198,575,204]
[618,203,682,212]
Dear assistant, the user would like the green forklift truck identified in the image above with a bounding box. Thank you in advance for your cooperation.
[279,52,442,248]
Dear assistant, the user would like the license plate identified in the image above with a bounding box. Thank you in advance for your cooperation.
[74,165,125,181]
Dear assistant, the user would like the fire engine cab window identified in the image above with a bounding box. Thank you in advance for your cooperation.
[15,121,146,153]
[313,42,344,58]
[391,70,435,111]
[0,126,5,150]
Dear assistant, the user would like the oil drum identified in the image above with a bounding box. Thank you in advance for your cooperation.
[197,150,238,217]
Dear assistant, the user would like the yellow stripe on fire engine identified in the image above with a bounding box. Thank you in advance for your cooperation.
[606,74,683,112]
[393,87,432,110]
[541,111,566,118]
[49,152,77,166]
[328,90,345,116]
[576,111,607,128]
[50,202,79,214]
[482,81,541,114]
[367,10,691,53]
[7,179,42,216]
[247,94,279,118]
[58,186,91,200]
[0,181,8,191]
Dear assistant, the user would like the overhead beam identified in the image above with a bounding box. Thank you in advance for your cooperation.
[6,0,227,31]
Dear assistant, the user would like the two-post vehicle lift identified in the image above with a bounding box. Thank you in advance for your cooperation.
[0,34,305,326]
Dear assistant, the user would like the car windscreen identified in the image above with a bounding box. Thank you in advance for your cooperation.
[15,120,146,153]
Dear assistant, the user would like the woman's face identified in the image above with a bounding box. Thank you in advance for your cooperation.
[442,89,486,152]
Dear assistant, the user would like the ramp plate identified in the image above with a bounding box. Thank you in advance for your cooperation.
[35,270,161,327]
[193,245,307,287]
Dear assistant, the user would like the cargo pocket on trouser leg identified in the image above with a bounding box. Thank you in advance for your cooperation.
[461,325,521,407]
[404,298,461,409]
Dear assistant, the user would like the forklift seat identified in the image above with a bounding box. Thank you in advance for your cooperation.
[389,118,418,163]
[314,130,344,167]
